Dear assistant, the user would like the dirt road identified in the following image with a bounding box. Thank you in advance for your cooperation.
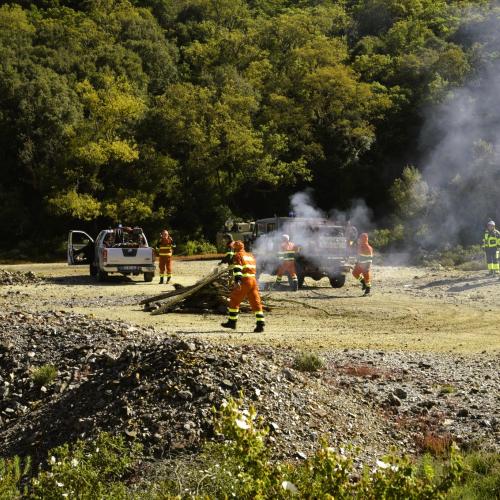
[1,261,499,353]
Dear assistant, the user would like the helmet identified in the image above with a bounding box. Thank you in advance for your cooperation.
[487,220,495,226]
[233,240,244,252]
[281,234,290,241]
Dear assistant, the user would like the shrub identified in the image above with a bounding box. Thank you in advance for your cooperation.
[159,396,464,498]
[448,451,500,500]
[31,365,58,386]
[30,433,142,499]
[0,456,30,499]
[292,352,324,372]
[178,239,217,256]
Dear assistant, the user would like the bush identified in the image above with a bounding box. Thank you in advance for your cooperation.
[177,239,218,256]
[418,245,484,269]
[30,433,142,499]
[156,396,464,498]
[448,451,500,500]
[292,352,324,372]
[0,456,30,499]
[31,365,58,387]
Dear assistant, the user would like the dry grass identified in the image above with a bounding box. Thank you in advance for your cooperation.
[335,363,393,379]
[416,432,454,456]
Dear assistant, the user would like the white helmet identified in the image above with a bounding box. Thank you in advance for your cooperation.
[282,234,290,241]
[487,220,495,227]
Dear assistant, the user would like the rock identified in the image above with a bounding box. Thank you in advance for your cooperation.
[394,388,407,400]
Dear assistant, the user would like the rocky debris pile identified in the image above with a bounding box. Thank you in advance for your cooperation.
[0,269,42,286]
[320,350,500,454]
[0,309,399,466]
[0,308,498,469]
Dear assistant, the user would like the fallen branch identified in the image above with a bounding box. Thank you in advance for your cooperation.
[139,284,194,305]
[151,267,230,315]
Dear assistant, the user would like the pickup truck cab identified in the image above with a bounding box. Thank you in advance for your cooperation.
[67,227,155,282]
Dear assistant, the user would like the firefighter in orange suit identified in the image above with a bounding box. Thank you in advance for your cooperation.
[275,234,299,291]
[221,240,265,332]
[155,229,174,284]
[352,233,373,295]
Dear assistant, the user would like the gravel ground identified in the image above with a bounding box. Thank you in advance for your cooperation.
[0,261,498,469]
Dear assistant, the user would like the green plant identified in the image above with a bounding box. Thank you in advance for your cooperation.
[292,351,324,372]
[448,451,500,500]
[30,432,142,499]
[439,384,456,395]
[31,365,58,387]
[0,456,30,499]
[178,239,218,256]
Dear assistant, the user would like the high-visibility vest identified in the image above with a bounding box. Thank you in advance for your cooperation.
[483,230,500,248]
[232,252,257,280]
[278,242,297,261]
[156,238,173,256]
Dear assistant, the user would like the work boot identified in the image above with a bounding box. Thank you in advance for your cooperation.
[221,319,237,330]
[292,281,299,292]
[254,323,265,333]
[360,278,367,291]
[159,277,164,284]
[166,277,171,283]
[364,287,371,296]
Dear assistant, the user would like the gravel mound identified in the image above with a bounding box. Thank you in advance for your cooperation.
[0,269,42,285]
[0,309,498,468]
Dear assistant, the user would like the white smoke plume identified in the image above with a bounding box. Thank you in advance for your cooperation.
[418,8,500,247]
[250,190,373,281]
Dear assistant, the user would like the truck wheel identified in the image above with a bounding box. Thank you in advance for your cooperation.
[329,274,346,288]
[89,263,98,277]
[144,272,154,282]
[97,270,108,282]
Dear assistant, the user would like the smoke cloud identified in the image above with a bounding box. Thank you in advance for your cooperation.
[251,190,373,280]
[419,9,500,247]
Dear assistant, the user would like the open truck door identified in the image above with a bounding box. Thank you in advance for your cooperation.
[67,230,94,265]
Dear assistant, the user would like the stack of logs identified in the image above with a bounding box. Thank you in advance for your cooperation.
[141,267,266,315]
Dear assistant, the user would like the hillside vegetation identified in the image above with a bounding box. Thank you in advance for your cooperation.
[0,0,498,255]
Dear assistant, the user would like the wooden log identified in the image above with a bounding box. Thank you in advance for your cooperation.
[139,284,195,305]
[151,267,230,315]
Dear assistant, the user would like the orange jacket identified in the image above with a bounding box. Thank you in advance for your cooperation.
[357,233,373,264]
[278,241,298,261]
[156,236,174,257]
[232,251,257,282]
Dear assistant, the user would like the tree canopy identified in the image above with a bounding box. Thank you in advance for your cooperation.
[0,0,496,254]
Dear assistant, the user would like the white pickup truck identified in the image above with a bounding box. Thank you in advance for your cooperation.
[67,227,156,282]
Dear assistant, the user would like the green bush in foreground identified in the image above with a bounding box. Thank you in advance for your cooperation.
[31,365,58,387]
[292,352,324,372]
[3,398,500,499]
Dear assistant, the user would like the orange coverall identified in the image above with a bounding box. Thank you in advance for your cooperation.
[275,241,298,284]
[156,236,174,280]
[227,250,265,326]
[352,233,373,290]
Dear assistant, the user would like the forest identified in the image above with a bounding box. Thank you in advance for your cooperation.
[1,0,499,256]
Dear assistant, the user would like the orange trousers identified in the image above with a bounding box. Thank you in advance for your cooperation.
[352,263,371,286]
[228,278,264,323]
[159,256,172,277]
[276,261,297,280]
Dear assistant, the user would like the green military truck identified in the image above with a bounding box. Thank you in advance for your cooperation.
[248,217,352,288]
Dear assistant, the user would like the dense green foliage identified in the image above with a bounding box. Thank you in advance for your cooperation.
[5,398,498,499]
[0,0,497,254]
